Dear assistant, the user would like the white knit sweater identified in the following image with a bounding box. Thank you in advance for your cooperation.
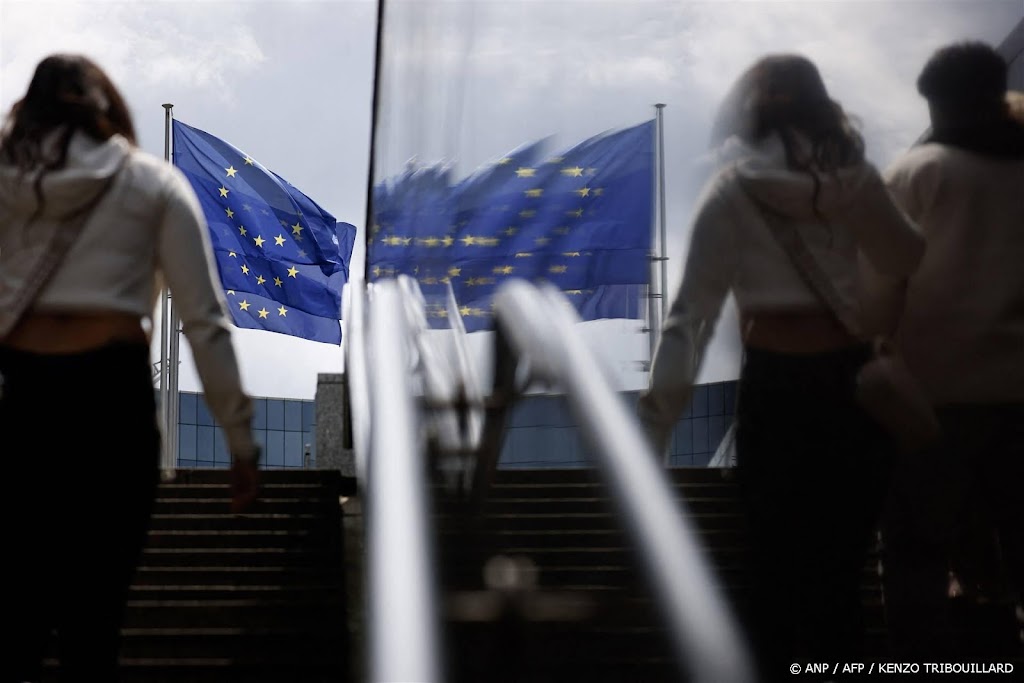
[0,132,254,456]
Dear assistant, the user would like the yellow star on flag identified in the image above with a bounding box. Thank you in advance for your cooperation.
[229,251,237,258]
[525,188,543,198]
[274,277,283,287]
[254,235,266,248]
[274,235,286,246]
[278,306,288,316]
[225,166,238,177]
[241,264,249,275]
[291,222,304,236]
[225,207,234,219]
[258,308,269,319]
[287,266,299,278]
[515,167,535,178]
[239,300,251,311]
[238,226,247,236]
[561,166,584,177]
[243,155,254,165]
[219,186,229,198]
[256,275,266,285]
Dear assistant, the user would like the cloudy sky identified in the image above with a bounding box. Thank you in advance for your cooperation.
[2,0,1021,400]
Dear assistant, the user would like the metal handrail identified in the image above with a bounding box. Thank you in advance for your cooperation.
[491,279,755,683]
[341,277,371,480]
[354,278,442,683]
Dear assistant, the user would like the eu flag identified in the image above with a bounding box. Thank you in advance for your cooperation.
[369,120,653,332]
[172,120,354,344]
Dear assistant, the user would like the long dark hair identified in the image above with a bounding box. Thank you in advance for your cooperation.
[0,54,137,184]
[711,54,865,213]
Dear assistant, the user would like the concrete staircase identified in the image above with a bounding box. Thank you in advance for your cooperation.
[435,466,887,683]
[43,468,350,683]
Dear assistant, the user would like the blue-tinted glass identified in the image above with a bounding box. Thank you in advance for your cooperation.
[252,398,267,429]
[285,432,303,467]
[285,401,303,432]
[197,459,215,468]
[303,431,315,462]
[690,386,709,417]
[266,430,285,467]
[723,381,738,415]
[669,452,693,468]
[708,415,727,454]
[692,417,709,455]
[547,427,582,466]
[253,429,267,462]
[675,419,693,456]
[214,428,229,464]
[708,383,724,416]
[178,458,197,469]
[197,397,215,426]
[197,425,215,459]
[267,399,284,430]
[302,401,315,430]
[178,424,197,460]
[179,393,197,425]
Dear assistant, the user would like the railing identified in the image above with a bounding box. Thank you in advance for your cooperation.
[348,275,753,682]
[489,279,755,683]
[345,278,442,683]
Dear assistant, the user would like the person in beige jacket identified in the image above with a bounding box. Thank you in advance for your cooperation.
[0,54,259,681]
[876,42,1024,660]
[639,54,923,680]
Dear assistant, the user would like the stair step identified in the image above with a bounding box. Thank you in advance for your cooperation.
[133,565,338,586]
[148,513,328,532]
[122,598,345,629]
[153,498,339,515]
[140,547,336,567]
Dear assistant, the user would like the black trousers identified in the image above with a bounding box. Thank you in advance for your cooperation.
[882,402,1024,660]
[734,346,891,682]
[0,342,160,683]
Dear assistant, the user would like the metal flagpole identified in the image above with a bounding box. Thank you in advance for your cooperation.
[161,103,179,472]
[655,104,668,321]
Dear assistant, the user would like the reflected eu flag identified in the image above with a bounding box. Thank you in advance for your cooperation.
[369,120,653,332]
[172,120,354,344]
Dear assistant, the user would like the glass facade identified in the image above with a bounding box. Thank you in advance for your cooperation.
[175,391,316,469]
[498,380,738,469]
[175,380,736,470]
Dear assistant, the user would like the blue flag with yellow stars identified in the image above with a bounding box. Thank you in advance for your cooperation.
[369,120,653,332]
[172,120,354,344]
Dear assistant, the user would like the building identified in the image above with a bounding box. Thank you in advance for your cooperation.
[171,379,738,469]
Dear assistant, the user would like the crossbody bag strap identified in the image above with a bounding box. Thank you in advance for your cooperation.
[757,202,865,339]
[0,157,127,337]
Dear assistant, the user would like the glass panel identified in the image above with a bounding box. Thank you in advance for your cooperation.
[303,431,316,463]
[178,458,197,469]
[253,429,267,465]
[690,386,709,417]
[197,397,215,426]
[267,399,285,430]
[692,417,709,457]
[674,419,693,456]
[708,383,724,416]
[285,401,303,432]
[302,401,316,430]
[178,424,197,460]
[214,428,229,465]
[285,431,303,467]
[252,398,267,430]
[266,430,285,467]
[197,425,215,460]
[179,393,197,425]
[723,381,738,415]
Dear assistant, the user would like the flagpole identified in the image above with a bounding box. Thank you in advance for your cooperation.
[362,0,386,281]
[655,104,668,321]
[162,103,179,473]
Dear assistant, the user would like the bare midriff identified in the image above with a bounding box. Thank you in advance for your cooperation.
[2,310,147,353]
[741,310,859,354]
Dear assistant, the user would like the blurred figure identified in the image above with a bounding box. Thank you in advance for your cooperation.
[638,54,923,680]
[876,42,1024,660]
[0,54,259,681]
